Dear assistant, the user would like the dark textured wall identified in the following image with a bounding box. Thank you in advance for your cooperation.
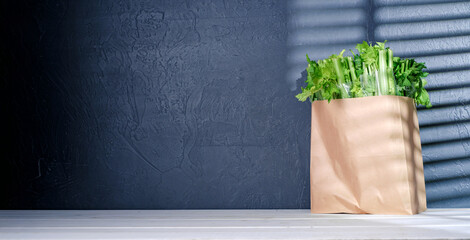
[4,0,310,209]
[3,0,469,209]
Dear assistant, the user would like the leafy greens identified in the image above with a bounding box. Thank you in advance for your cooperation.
[295,41,432,108]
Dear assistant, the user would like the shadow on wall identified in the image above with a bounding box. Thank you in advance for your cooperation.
[288,0,470,207]
[287,0,370,90]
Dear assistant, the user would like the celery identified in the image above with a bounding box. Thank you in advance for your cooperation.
[296,41,431,108]
[377,50,388,95]
[386,48,396,95]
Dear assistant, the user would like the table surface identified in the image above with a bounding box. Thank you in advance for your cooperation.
[0,209,469,239]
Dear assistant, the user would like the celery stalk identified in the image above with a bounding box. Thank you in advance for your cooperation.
[377,50,389,95]
[386,48,396,95]
[332,58,350,99]
[361,62,376,96]
[347,57,362,97]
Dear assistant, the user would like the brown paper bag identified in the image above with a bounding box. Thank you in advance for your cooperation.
[310,95,426,215]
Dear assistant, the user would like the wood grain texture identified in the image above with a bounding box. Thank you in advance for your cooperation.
[1,209,469,239]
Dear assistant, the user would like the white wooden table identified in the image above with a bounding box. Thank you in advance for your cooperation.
[0,209,469,239]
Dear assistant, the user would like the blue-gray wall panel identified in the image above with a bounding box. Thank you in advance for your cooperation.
[3,0,469,209]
